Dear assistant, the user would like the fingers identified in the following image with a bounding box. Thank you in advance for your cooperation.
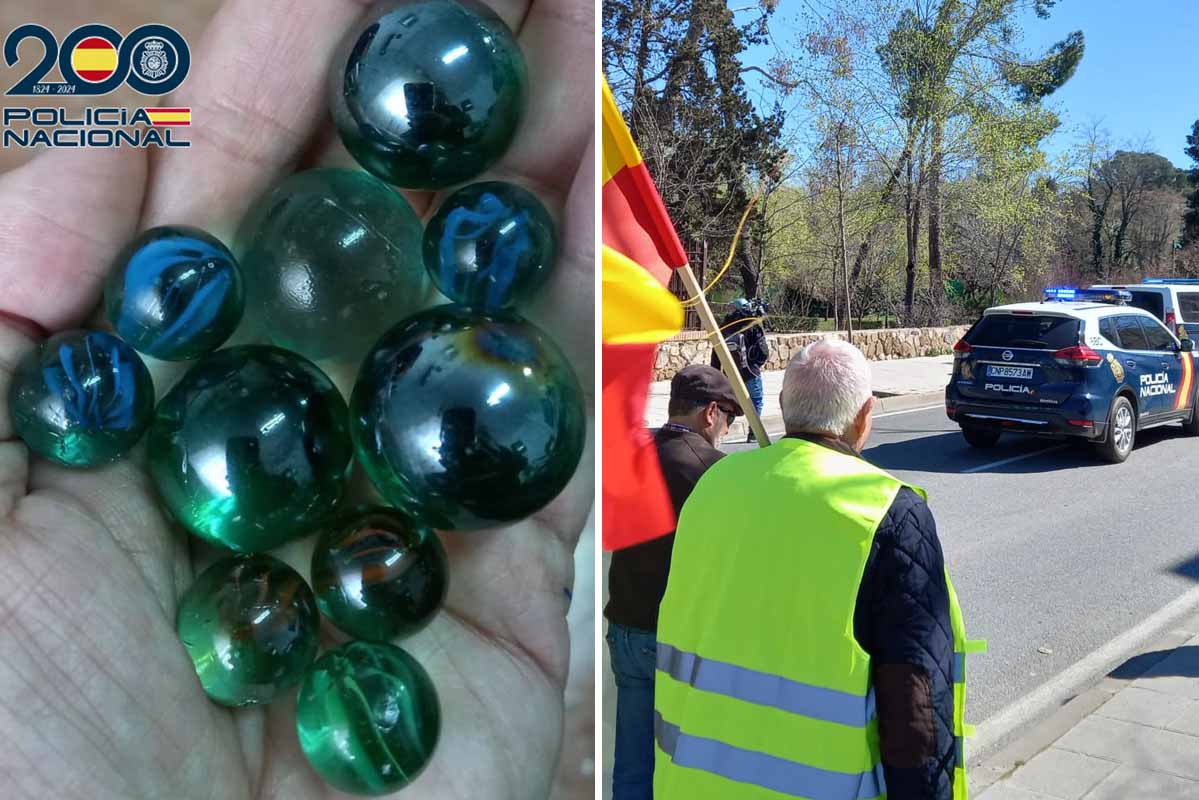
[140,0,373,238]
[502,0,594,196]
[0,147,146,331]
[0,146,147,517]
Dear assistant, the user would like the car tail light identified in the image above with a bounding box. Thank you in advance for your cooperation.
[1010,310,1034,315]
[953,339,971,355]
[1053,345,1103,366]
[1067,419,1094,427]
[1166,311,1177,334]
[946,403,956,419]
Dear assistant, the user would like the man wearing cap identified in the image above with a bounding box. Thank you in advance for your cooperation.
[605,365,742,800]
[654,339,982,800]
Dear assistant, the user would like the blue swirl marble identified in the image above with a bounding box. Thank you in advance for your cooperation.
[105,226,245,361]
[422,181,556,310]
[8,330,155,467]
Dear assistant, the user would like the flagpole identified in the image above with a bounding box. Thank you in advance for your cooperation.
[677,264,771,446]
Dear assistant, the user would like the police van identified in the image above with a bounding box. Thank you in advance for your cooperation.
[1091,278,1199,339]
[945,287,1198,462]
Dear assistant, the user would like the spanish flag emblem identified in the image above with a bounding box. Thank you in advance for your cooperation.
[143,108,192,126]
[71,37,118,83]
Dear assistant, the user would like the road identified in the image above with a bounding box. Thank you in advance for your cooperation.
[725,403,1199,749]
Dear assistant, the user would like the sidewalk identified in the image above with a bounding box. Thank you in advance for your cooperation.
[976,611,1199,799]
[644,354,955,434]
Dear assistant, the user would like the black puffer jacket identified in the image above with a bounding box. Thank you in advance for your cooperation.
[853,485,955,799]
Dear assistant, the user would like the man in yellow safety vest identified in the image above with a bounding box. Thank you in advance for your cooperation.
[655,337,983,800]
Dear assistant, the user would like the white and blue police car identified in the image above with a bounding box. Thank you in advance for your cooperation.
[945,287,1199,462]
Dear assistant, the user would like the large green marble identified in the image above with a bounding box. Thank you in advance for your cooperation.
[296,641,440,795]
[8,330,154,467]
[328,0,528,189]
[350,305,586,531]
[311,506,448,641]
[423,181,556,311]
[177,554,320,707]
[148,345,352,552]
[235,168,430,364]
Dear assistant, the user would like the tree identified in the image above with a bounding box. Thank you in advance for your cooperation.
[603,0,786,298]
[876,0,1082,322]
[1185,119,1199,245]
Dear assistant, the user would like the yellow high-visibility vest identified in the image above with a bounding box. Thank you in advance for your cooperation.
[654,437,984,799]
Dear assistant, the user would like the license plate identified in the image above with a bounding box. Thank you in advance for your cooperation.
[986,365,1033,379]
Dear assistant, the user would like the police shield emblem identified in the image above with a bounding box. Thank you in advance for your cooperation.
[1107,353,1125,383]
[138,39,171,80]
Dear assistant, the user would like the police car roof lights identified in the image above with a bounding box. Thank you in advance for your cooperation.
[1143,278,1199,285]
[1041,286,1131,304]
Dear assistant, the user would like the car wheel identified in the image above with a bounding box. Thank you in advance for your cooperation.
[961,425,1001,448]
[1184,389,1199,436]
[1098,396,1135,462]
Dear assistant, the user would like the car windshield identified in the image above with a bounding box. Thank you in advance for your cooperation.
[969,315,1080,349]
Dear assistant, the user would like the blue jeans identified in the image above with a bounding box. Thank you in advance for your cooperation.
[607,623,658,800]
[745,373,764,416]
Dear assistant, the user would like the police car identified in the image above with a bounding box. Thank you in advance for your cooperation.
[945,287,1199,462]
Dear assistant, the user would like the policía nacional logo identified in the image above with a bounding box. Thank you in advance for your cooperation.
[2,23,192,150]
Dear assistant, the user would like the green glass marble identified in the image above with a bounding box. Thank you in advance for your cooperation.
[8,329,154,467]
[350,305,586,530]
[296,641,440,795]
[148,345,352,552]
[312,506,448,641]
[423,181,556,311]
[177,554,320,707]
[328,0,529,189]
[235,168,430,364]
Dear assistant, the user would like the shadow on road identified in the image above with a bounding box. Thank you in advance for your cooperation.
[861,425,1189,475]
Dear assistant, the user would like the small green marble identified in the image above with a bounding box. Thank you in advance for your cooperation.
[148,345,352,552]
[423,181,556,311]
[328,0,529,189]
[176,554,320,707]
[312,506,449,641]
[296,641,440,795]
[235,168,430,364]
[350,305,586,530]
[8,329,154,467]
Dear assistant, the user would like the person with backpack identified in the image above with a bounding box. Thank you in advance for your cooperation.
[710,297,769,441]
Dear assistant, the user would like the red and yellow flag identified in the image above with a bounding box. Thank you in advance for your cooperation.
[602,76,685,552]
[143,108,192,126]
[71,37,117,83]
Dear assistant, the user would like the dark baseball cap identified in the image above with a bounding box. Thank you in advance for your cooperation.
[670,365,743,415]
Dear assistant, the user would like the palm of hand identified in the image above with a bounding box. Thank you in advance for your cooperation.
[0,0,594,798]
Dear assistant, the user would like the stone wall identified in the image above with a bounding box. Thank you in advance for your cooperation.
[654,325,971,381]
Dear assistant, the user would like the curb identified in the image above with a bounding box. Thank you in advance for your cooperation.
[971,604,1199,794]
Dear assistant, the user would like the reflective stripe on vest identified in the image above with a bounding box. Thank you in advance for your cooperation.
[655,711,886,800]
[657,643,877,728]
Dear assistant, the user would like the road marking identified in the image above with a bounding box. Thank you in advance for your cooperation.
[962,444,1069,473]
[972,583,1199,761]
[873,403,944,419]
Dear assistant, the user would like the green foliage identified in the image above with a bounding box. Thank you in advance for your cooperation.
[1185,120,1199,245]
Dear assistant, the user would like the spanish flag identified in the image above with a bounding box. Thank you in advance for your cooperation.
[602,76,686,552]
[143,108,192,126]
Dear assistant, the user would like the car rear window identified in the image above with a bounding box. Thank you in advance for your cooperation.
[1178,292,1199,323]
[1128,290,1165,320]
[968,315,1080,349]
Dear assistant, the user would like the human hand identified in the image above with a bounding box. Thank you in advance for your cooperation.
[0,0,593,797]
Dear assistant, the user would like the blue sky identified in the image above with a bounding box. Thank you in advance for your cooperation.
[744,0,1199,167]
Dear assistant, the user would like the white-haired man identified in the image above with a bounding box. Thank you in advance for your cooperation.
[654,338,982,800]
